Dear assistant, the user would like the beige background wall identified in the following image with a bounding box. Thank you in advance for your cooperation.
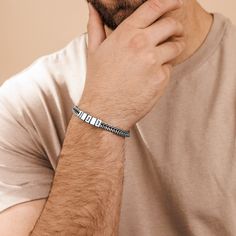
[0,0,236,84]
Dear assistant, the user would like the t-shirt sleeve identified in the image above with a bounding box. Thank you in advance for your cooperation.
[0,33,87,213]
[0,65,55,213]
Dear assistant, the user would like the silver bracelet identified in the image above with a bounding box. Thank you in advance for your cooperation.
[72,105,130,138]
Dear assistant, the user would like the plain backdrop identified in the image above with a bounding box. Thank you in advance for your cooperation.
[0,0,236,84]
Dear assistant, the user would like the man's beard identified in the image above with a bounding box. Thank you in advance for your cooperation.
[87,0,146,30]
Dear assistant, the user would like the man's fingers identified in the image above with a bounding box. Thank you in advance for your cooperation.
[146,17,183,46]
[124,0,183,29]
[87,2,106,53]
[155,40,185,64]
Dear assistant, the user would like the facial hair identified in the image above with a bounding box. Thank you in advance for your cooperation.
[87,0,146,30]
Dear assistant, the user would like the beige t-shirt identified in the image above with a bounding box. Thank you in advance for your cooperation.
[1,13,236,235]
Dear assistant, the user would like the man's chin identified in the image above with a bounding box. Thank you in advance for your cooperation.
[88,0,146,30]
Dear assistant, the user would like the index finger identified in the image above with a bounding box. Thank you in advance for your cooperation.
[124,0,183,29]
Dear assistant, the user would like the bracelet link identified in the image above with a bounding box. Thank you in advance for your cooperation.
[72,105,130,138]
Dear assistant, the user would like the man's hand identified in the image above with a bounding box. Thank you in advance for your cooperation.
[80,0,185,130]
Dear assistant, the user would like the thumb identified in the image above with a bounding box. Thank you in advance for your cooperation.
[87,2,106,53]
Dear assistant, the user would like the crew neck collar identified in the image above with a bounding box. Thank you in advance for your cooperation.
[83,13,229,79]
[172,12,229,78]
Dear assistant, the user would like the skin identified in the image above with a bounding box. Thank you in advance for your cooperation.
[0,0,213,235]
[88,0,213,65]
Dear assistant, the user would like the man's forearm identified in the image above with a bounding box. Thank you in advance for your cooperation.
[31,105,125,235]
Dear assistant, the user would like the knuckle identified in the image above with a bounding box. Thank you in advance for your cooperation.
[129,32,149,49]
[165,17,178,28]
[146,51,157,65]
[172,20,184,35]
[164,18,184,35]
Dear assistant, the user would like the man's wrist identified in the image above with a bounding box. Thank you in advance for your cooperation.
[77,99,130,131]
[72,105,130,138]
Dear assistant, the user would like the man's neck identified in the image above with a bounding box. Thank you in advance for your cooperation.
[104,0,213,65]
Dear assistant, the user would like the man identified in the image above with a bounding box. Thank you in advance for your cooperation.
[0,0,235,235]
